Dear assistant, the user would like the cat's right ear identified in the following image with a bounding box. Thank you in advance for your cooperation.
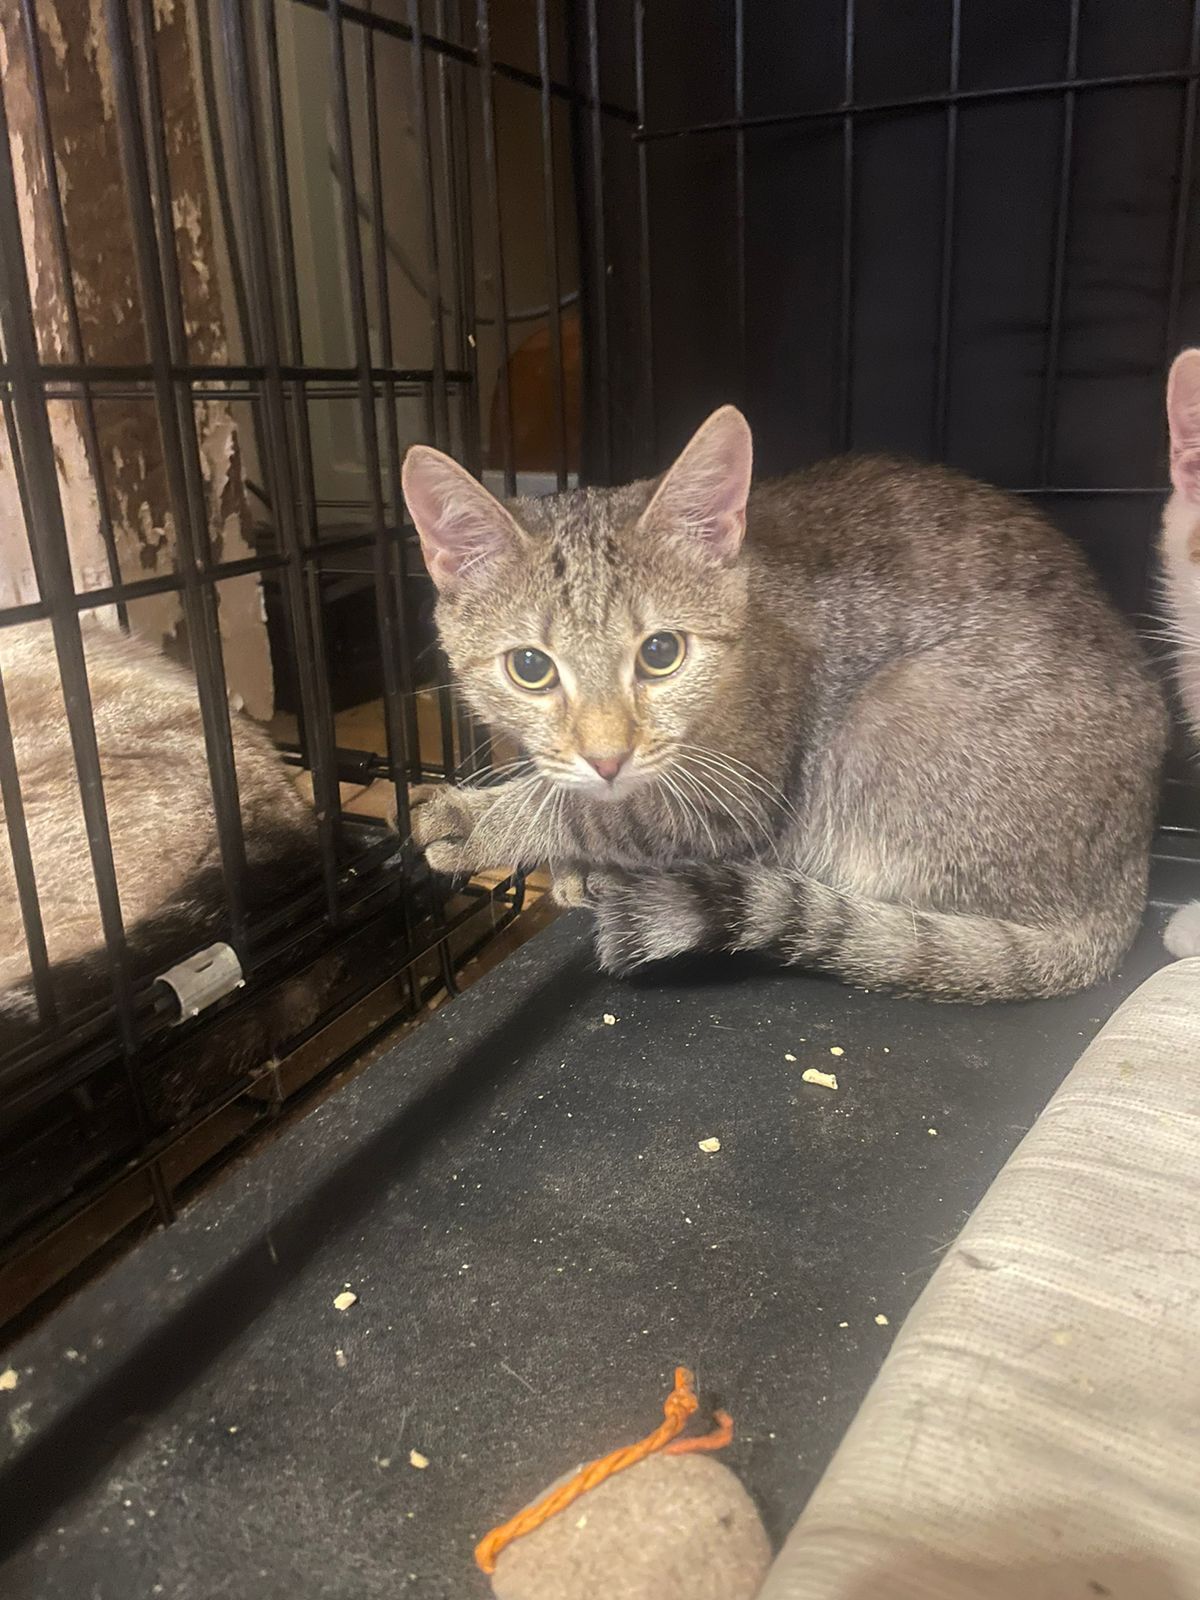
[1167,350,1200,503]
[402,446,526,591]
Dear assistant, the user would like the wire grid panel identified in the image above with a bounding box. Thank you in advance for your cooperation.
[626,2,1200,519]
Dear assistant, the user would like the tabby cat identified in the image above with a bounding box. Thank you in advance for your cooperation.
[402,409,1165,1001]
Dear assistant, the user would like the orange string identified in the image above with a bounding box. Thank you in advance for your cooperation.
[474,1367,734,1575]
[665,1406,735,1454]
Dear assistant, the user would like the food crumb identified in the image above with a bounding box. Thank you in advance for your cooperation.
[802,1067,839,1091]
[784,1052,796,1062]
[602,1013,617,1025]
[333,1291,358,1311]
[0,1369,17,1392]
[838,1321,849,1329]
[409,1450,430,1470]
[698,1137,721,1153]
[377,1457,391,1469]
[875,1314,890,1327]
[335,1348,348,1369]
[883,1047,890,1053]
[576,1514,588,1529]
[928,1128,938,1136]
[829,1046,844,1057]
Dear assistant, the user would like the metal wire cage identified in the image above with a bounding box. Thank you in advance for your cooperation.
[0,0,608,1309]
[2,0,1199,1325]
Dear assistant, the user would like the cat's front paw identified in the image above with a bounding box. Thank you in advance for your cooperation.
[411,784,490,876]
[1165,900,1200,959]
[589,869,710,975]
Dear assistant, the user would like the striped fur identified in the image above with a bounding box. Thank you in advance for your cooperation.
[0,620,323,1053]
[406,416,1166,1003]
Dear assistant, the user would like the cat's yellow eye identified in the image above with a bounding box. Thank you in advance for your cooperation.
[505,646,559,691]
[637,630,686,679]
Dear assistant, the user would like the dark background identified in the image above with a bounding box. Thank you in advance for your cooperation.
[576,0,1200,625]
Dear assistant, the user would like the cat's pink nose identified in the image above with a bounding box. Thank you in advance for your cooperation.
[585,752,631,782]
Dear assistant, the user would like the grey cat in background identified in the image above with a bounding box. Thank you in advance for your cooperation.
[402,409,1165,1001]
[0,620,322,1064]
[1160,348,1200,958]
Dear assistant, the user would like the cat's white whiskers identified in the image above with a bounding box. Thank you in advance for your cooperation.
[678,760,788,865]
[692,751,795,821]
[464,773,544,854]
[673,763,764,855]
[403,679,458,699]
[683,759,775,824]
[463,757,534,788]
[676,750,778,831]
[667,764,726,854]
[454,731,498,762]
[550,785,570,856]
[657,767,716,853]
[676,741,800,823]
[509,776,561,868]
[675,752,791,819]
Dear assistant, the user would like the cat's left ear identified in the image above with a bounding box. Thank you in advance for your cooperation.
[1167,349,1200,503]
[637,405,753,564]
[402,445,527,591]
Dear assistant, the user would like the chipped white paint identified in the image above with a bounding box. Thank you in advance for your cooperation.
[84,0,116,123]
[198,405,237,509]
[48,403,111,594]
[0,409,111,612]
[41,5,68,70]
[9,130,48,346]
[0,0,275,717]
[172,193,208,285]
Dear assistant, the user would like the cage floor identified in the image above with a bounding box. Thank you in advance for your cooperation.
[0,903,1182,1598]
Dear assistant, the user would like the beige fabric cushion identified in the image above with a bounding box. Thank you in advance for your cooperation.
[762,956,1200,1600]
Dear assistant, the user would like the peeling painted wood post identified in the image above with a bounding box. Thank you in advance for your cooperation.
[0,0,275,719]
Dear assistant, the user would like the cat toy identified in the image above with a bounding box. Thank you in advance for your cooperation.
[476,1369,771,1600]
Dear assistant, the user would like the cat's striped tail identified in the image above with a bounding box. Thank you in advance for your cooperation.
[591,863,1141,1003]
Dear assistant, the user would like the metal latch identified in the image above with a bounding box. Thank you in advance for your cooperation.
[156,942,245,1022]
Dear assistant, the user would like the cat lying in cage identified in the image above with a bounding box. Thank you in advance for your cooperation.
[0,620,324,1082]
[401,408,1166,1002]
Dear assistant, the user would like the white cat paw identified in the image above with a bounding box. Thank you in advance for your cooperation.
[410,784,490,876]
[1164,900,1200,959]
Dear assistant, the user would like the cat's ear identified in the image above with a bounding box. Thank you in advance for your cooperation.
[1167,350,1200,503]
[637,405,753,563]
[402,446,526,591]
